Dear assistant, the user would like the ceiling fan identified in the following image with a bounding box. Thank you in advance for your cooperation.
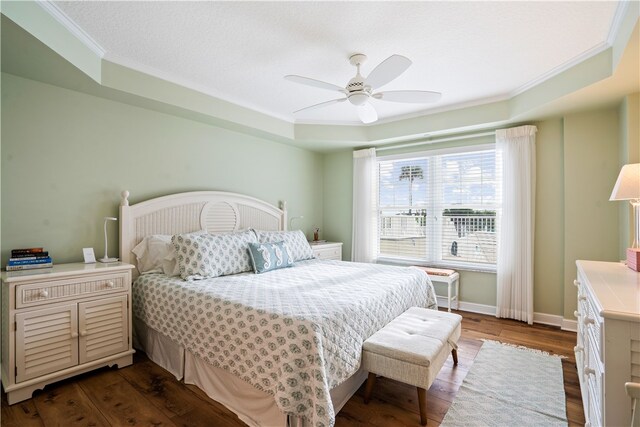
[285,53,442,124]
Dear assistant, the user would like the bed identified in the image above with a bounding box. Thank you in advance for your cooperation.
[119,190,437,427]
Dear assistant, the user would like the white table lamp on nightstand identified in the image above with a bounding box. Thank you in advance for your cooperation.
[610,163,640,270]
[99,216,119,263]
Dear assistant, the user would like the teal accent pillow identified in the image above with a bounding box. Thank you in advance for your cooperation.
[248,241,294,274]
[255,230,314,261]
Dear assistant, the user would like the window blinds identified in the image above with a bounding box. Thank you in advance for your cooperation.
[377,146,501,267]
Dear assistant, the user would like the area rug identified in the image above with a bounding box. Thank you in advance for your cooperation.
[441,340,568,426]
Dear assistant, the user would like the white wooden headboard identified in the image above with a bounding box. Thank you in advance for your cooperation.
[118,190,287,269]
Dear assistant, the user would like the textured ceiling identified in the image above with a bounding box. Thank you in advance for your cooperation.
[53,1,620,125]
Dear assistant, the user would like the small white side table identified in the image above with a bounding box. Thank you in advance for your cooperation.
[413,267,460,312]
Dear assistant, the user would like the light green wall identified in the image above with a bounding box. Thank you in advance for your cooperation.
[563,109,620,319]
[618,93,640,258]
[322,150,353,258]
[323,107,626,318]
[1,73,324,265]
[532,118,565,316]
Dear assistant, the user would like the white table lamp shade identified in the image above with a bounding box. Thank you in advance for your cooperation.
[610,164,640,256]
[610,163,640,201]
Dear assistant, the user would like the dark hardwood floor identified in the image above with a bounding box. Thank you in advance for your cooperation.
[1,310,585,427]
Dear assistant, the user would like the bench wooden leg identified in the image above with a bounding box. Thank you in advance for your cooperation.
[452,349,458,366]
[364,372,376,404]
[417,387,427,425]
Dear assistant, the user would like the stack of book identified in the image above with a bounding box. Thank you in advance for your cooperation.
[6,248,53,271]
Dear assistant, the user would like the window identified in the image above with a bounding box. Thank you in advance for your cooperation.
[377,145,500,269]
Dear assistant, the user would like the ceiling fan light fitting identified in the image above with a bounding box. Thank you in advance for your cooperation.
[348,92,369,106]
[349,53,367,67]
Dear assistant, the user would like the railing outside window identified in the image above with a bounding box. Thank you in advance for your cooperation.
[378,212,497,265]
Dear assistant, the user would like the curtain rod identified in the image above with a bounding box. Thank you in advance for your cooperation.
[376,130,496,152]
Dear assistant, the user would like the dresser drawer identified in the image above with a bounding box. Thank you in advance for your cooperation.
[16,272,129,308]
[583,292,603,362]
[585,333,604,423]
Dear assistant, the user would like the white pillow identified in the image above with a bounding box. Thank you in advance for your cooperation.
[254,229,314,262]
[132,231,205,276]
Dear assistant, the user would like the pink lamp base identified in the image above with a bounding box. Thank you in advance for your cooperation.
[626,248,640,271]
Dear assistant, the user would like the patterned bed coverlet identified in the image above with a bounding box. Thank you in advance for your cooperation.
[133,259,437,427]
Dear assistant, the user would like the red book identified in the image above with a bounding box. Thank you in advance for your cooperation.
[11,248,44,256]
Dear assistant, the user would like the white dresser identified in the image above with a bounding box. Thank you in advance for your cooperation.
[1,262,135,404]
[574,260,640,427]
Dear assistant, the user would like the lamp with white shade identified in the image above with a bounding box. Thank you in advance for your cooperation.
[610,163,640,270]
[99,216,119,263]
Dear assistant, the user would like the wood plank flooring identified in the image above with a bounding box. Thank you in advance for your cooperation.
[1,310,585,426]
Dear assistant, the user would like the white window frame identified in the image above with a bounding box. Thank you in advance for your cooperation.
[376,143,499,272]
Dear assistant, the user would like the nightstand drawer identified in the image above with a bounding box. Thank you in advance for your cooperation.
[314,246,342,260]
[16,272,129,308]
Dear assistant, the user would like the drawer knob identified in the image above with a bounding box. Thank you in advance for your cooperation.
[584,367,595,376]
[573,279,580,287]
[39,290,48,298]
[79,330,87,337]
[574,345,583,353]
[106,281,115,288]
[574,310,581,318]
[71,332,78,338]
[583,317,595,326]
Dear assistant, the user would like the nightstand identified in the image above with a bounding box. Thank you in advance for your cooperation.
[310,241,343,260]
[1,262,135,404]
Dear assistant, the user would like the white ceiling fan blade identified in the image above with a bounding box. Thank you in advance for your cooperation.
[357,102,378,124]
[373,90,442,104]
[285,75,346,93]
[365,55,412,90]
[293,98,346,114]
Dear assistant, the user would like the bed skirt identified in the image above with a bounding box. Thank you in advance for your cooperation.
[133,317,367,426]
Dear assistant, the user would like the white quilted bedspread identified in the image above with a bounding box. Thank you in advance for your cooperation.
[133,260,436,427]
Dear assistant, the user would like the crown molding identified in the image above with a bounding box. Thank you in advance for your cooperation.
[607,0,631,46]
[293,94,510,127]
[512,1,630,98]
[510,42,610,98]
[102,52,293,123]
[35,0,105,58]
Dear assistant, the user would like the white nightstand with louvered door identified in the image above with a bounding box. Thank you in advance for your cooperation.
[310,241,343,261]
[1,262,135,404]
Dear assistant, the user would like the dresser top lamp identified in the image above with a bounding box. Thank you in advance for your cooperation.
[610,163,640,271]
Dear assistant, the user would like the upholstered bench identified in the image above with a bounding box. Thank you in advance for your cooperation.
[362,307,462,425]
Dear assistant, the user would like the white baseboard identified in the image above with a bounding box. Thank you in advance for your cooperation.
[532,312,564,328]
[437,296,495,315]
[437,296,577,331]
[561,319,578,332]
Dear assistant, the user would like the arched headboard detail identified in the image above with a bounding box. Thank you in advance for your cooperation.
[119,190,287,271]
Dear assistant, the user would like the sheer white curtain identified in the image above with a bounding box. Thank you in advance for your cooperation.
[352,148,377,263]
[496,125,537,324]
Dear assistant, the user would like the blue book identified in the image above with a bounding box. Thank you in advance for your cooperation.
[7,257,52,266]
